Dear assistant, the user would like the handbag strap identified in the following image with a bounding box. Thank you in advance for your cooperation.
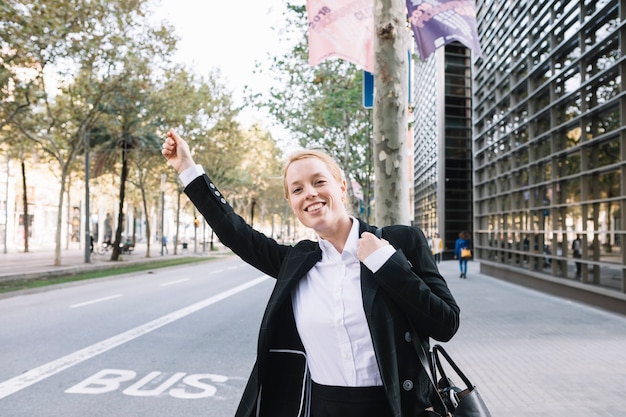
[375,226,450,414]
[416,336,450,415]
[433,344,473,390]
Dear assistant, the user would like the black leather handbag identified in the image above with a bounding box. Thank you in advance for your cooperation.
[418,343,492,417]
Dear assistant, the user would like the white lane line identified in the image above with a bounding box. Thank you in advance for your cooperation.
[160,278,190,287]
[70,295,122,309]
[0,275,270,400]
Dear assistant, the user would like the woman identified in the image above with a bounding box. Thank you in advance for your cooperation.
[162,129,460,417]
[454,231,472,278]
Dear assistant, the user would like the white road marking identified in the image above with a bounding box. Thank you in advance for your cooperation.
[70,295,122,308]
[0,275,270,399]
[160,278,190,287]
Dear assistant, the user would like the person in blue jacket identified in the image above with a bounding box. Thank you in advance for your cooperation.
[162,129,460,417]
[454,231,472,278]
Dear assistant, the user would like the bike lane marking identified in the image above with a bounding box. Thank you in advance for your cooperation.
[70,294,123,308]
[160,278,190,287]
[0,275,270,399]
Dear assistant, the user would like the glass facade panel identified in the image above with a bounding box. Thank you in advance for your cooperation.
[473,0,625,294]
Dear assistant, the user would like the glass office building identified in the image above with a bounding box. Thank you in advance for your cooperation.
[412,43,474,259]
[472,0,626,310]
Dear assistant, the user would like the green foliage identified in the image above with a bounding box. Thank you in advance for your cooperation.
[249,2,374,219]
[0,0,292,257]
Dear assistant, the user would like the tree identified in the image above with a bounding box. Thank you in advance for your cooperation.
[14,68,104,265]
[1,0,91,253]
[373,0,410,226]
[90,55,173,261]
[250,3,374,222]
[236,124,286,232]
[8,0,178,265]
[157,67,248,251]
[0,0,86,130]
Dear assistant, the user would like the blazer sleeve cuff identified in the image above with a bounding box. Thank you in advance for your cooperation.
[363,245,396,272]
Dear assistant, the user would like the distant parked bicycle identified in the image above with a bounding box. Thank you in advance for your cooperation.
[96,241,113,255]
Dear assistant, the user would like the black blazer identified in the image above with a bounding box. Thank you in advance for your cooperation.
[185,174,460,417]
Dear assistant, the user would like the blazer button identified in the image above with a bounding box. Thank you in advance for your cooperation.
[402,380,414,391]
[209,183,216,189]
[404,331,412,343]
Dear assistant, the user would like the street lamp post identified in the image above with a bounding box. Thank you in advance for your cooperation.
[3,154,9,254]
[84,132,91,263]
[160,174,166,256]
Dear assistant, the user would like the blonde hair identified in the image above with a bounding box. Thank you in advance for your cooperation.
[282,149,344,199]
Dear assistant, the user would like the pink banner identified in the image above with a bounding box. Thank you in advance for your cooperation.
[306,0,374,72]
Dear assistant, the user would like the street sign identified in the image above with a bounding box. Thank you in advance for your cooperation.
[363,71,374,109]
[362,52,411,109]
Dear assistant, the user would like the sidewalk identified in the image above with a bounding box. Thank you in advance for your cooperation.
[437,259,625,417]
[1,250,624,415]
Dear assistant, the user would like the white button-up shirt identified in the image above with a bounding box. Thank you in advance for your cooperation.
[292,218,393,387]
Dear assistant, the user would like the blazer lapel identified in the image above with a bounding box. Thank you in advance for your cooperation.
[262,245,322,323]
[278,245,321,290]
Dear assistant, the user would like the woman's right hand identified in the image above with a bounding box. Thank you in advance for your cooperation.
[162,128,196,174]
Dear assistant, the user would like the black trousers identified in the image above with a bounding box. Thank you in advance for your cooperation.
[311,381,393,417]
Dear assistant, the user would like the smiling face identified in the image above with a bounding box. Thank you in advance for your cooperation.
[284,154,349,238]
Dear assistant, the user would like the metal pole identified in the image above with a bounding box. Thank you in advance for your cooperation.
[193,208,197,254]
[3,154,9,254]
[160,174,166,256]
[84,132,91,263]
[202,221,206,253]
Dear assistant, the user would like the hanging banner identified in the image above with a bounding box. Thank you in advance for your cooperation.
[307,0,375,72]
[406,0,483,59]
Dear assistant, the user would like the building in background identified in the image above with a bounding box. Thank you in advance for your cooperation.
[411,0,625,313]
[471,0,625,311]
[0,156,153,253]
[412,43,474,260]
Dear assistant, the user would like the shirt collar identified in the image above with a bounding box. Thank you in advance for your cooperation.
[318,217,360,262]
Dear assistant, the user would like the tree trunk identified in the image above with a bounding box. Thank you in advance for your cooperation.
[132,206,137,245]
[54,168,69,266]
[21,160,29,253]
[373,0,410,226]
[111,143,128,261]
[174,187,181,255]
[65,178,71,250]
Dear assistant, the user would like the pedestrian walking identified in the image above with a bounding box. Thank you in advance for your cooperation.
[454,231,472,278]
[161,235,168,254]
[432,232,443,264]
[572,235,582,279]
[162,129,460,417]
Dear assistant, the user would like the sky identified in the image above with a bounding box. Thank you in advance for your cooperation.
[152,0,299,137]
